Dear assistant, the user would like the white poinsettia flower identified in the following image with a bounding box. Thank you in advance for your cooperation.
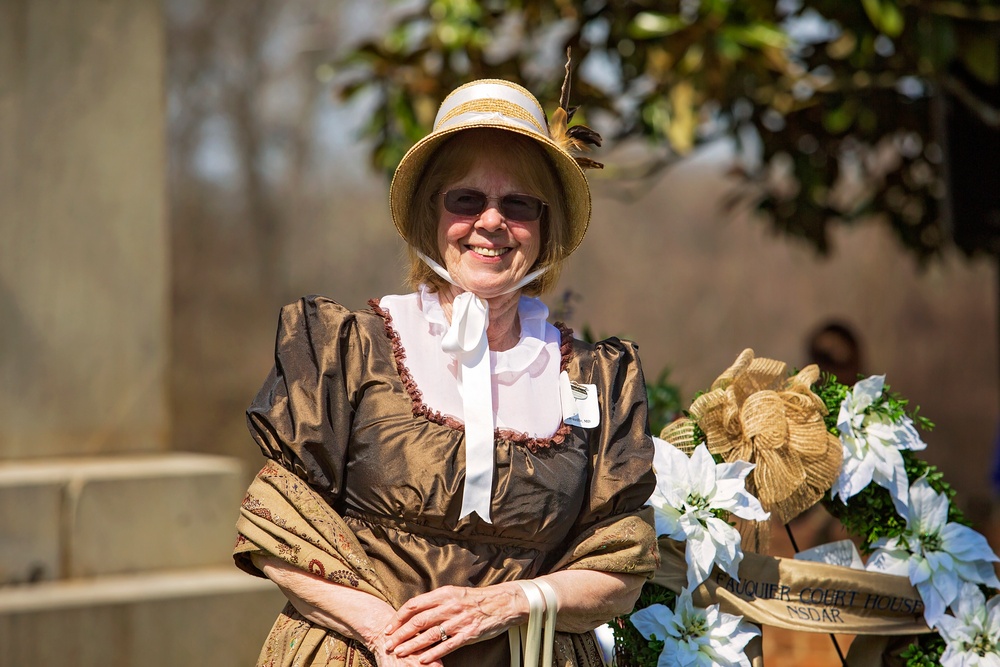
[648,438,770,589]
[937,581,1000,667]
[866,478,1000,627]
[630,590,760,667]
[830,375,927,515]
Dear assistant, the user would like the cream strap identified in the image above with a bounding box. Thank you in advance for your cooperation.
[415,251,546,523]
[509,580,558,667]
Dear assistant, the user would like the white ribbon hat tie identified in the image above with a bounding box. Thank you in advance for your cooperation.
[416,251,545,523]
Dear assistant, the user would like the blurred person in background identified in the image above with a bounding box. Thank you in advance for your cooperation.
[232,77,658,666]
[807,320,863,387]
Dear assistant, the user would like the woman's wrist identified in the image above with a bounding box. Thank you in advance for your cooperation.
[503,580,533,626]
[355,606,395,649]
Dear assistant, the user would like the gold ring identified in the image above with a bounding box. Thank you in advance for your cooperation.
[439,627,448,642]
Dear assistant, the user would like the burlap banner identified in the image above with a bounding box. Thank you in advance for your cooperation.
[653,538,931,636]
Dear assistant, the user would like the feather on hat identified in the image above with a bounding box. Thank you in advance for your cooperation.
[548,49,604,171]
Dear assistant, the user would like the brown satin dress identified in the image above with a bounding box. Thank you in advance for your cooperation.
[246,295,657,665]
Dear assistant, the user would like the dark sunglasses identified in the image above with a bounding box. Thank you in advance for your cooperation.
[438,188,547,222]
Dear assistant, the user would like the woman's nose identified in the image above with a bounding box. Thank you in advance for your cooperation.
[475,205,506,232]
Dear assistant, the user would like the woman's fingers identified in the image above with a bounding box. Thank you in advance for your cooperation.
[385,615,444,654]
[372,628,444,667]
[384,587,458,643]
[388,623,453,659]
[388,586,458,631]
[411,632,465,665]
[385,584,525,659]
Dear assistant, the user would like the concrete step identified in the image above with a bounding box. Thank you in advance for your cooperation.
[0,453,246,583]
[0,567,286,667]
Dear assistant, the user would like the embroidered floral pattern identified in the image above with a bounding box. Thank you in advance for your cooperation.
[306,559,325,578]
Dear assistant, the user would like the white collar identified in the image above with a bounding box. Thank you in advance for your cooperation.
[417,285,550,374]
[414,254,548,523]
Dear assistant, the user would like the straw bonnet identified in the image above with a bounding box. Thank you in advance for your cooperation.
[388,78,599,257]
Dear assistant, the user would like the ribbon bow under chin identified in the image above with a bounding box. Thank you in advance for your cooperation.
[416,252,546,523]
[441,292,488,356]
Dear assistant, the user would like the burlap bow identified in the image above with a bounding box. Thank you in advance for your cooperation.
[661,349,842,527]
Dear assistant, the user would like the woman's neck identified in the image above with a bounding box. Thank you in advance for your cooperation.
[437,286,522,352]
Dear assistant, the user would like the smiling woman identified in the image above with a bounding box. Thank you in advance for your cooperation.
[233,77,658,667]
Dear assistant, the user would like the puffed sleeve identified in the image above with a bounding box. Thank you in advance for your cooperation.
[550,337,659,577]
[246,296,363,501]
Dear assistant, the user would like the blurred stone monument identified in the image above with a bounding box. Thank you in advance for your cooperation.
[0,1,283,664]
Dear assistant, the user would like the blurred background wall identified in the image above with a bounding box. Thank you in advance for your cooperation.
[1,0,997,665]
[0,1,283,664]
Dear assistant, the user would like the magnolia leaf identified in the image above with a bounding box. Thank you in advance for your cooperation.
[880,3,904,38]
[959,33,1000,85]
[823,103,856,135]
[860,0,904,38]
[667,82,697,155]
[716,30,745,62]
[732,23,791,50]
[629,12,686,40]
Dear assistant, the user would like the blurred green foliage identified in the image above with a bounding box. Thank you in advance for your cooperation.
[646,367,683,435]
[331,0,1000,261]
[611,582,676,667]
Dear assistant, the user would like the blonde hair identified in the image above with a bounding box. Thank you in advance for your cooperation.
[404,129,570,296]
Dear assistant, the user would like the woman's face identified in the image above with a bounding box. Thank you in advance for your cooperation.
[437,154,542,299]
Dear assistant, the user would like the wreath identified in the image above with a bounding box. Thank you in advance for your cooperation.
[613,349,1000,667]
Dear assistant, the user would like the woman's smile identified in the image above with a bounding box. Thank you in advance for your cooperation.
[467,245,511,258]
